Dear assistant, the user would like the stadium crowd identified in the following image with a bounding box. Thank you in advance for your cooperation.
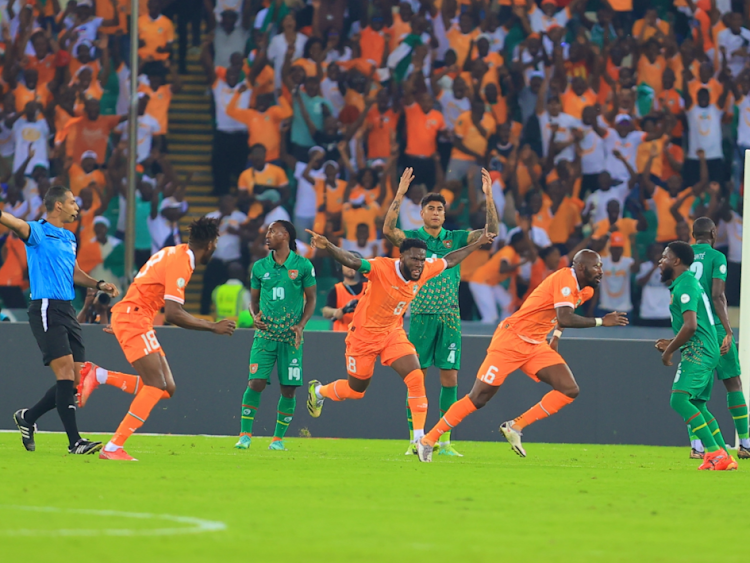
[0,0,746,327]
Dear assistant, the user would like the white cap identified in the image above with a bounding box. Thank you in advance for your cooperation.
[94,216,110,228]
[81,150,97,162]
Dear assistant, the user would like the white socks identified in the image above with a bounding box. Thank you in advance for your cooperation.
[741,438,750,449]
[104,441,121,452]
[314,385,323,401]
[413,429,424,441]
[95,367,108,385]
[691,440,704,453]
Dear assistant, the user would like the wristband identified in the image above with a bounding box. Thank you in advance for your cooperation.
[595,317,603,327]
[96,280,106,290]
[552,329,563,339]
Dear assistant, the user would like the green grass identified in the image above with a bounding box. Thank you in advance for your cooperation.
[1,432,747,562]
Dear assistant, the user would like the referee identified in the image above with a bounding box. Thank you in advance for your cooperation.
[1,186,119,454]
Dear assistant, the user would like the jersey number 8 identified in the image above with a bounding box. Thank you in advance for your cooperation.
[393,301,406,315]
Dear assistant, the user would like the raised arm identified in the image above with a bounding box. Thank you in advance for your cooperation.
[556,306,628,328]
[443,228,495,269]
[468,168,500,243]
[0,207,30,240]
[381,167,414,247]
[306,229,370,270]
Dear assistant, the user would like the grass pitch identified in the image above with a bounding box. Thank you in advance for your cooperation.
[1,433,746,563]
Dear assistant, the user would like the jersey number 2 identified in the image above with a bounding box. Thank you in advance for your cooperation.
[135,249,166,279]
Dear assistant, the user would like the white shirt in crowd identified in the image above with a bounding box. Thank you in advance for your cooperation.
[437,89,471,132]
[293,162,324,220]
[599,256,634,312]
[116,63,131,116]
[0,118,15,158]
[12,117,49,175]
[68,17,104,52]
[720,211,743,264]
[602,129,644,182]
[268,32,306,89]
[213,77,251,132]
[262,205,290,227]
[115,115,162,163]
[686,105,723,160]
[584,184,629,225]
[737,95,750,148]
[578,127,607,175]
[214,25,251,69]
[716,27,750,78]
[320,77,345,117]
[538,111,580,164]
[399,199,424,231]
[148,197,188,255]
[527,3,570,33]
[637,262,671,320]
[342,238,384,258]
[205,210,247,262]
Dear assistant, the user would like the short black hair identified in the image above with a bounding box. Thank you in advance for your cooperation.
[303,36,324,59]
[400,238,428,254]
[189,217,220,248]
[249,143,266,154]
[357,167,380,186]
[420,193,446,208]
[667,241,694,266]
[539,245,559,260]
[44,185,71,211]
[509,231,525,246]
[274,220,298,251]
[142,61,167,78]
[692,216,715,239]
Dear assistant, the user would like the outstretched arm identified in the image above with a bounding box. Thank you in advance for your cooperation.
[382,167,415,247]
[307,229,367,270]
[556,306,628,329]
[468,168,500,243]
[164,299,236,334]
[0,208,30,240]
[443,228,495,269]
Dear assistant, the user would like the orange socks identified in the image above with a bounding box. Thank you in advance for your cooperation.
[105,369,142,394]
[110,386,165,448]
[513,390,575,430]
[318,380,365,401]
[404,370,428,432]
[424,396,477,446]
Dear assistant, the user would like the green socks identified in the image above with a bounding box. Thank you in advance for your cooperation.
[695,401,727,451]
[727,391,749,439]
[241,387,262,435]
[274,396,296,440]
[439,385,458,444]
[670,392,719,452]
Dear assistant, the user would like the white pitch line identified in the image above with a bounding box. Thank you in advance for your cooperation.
[0,505,227,537]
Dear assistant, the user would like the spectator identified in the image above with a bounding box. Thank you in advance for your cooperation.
[77,288,112,325]
[717,12,750,79]
[148,179,188,254]
[0,231,28,289]
[138,0,174,63]
[717,198,742,306]
[578,106,608,199]
[364,89,399,164]
[138,61,182,145]
[9,103,49,176]
[341,222,382,259]
[313,160,346,233]
[202,195,248,315]
[88,216,124,299]
[113,93,162,164]
[322,258,367,331]
[591,199,645,258]
[208,6,252,70]
[237,143,289,215]
[583,170,632,226]
[56,98,125,166]
[212,261,251,321]
[399,183,427,232]
[258,189,290,227]
[682,79,731,184]
[289,75,334,160]
[590,231,637,317]
[446,100,496,193]
[535,69,581,165]
[635,243,671,327]
[268,13,306,90]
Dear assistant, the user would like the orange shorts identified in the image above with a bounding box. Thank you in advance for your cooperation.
[110,310,165,364]
[476,325,565,387]
[344,328,417,379]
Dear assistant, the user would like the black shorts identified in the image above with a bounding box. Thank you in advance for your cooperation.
[28,299,85,366]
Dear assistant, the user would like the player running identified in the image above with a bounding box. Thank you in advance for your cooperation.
[304,224,494,456]
[79,218,236,461]
[418,250,628,462]
[383,167,499,457]
[684,217,749,459]
[655,241,737,470]
[235,221,316,451]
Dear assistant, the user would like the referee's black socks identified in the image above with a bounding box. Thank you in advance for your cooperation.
[25,385,57,424]
[55,380,82,446]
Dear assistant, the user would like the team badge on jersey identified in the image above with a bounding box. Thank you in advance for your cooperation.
[250,364,258,374]
[413,284,419,294]
[443,240,453,249]
[288,270,299,280]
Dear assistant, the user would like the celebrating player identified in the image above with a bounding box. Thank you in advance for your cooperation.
[655,241,736,470]
[304,226,494,456]
[684,217,748,459]
[81,217,236,461]
[235,221,316,451]
[383,167,499,457]
[418,250,628,462]
[4,187,118,455]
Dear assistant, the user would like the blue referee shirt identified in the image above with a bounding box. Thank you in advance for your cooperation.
[24,220,77,301]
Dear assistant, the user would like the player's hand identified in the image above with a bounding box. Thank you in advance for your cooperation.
[102,325,114,335]
[99,282,119,298]
[720,334,732,355]
[480,168,492,198]
[654,338,671,353]
[396,167,414,197]
[602,311,628,327]
[332,308,344,320]
[661,350,673,366]
[549,335,559,352]
[291,324,303,348]
[238,83,248,93]
[252,310,268,330]
[305,229,330,249]
[475,226,496,247]
[213,319,236,336]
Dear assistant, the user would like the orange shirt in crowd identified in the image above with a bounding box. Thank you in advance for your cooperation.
[138,83,172,134]
[636,54,667,96]
[632,18,670,42]
[62,115,122,164]
[635,135,666,178]
[69,59,101,86]
[69,164,105,197]
[560,87,597,120]
[0,233,28,289]
[98,0,129,34]
[653,186,694,242]
[661,143,683,182]
[14,83,52,112]
[137,14,174,62]
[446,27,480,68]
[608,0,633,10]
[226,92,292,161]
[315,179,347,215]
[592,217,639,257]
[688,78,725,109]
[460,248,490,281]
[365,106,398,160]
[359,27,387,65]
[450,110,496,161]
[470,245,519,286]
[404,103,445,157]
[342,201,381,241]
[25,54,57,90]
[657,89,684,138]
[535,195,581,245]
[389,14,411,51]
[238,164,288,193]
[669,56,700,92]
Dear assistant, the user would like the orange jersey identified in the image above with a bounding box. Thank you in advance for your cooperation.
[504,267,594,344]
[350,257,448,336]
[112,244,195,320]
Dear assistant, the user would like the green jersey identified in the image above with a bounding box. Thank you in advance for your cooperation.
[689,243,727,328]
[402,227,470,315]
[669,270,720,366]
[250,251,316,344]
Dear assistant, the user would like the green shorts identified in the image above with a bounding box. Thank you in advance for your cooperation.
[672,357,718,402]
[408,313,461,370]
[715,325,742,381]
[249,337,304,386]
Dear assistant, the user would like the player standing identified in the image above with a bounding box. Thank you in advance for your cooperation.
[304,224,494,456]
[418,250,629,462]
[81,218,236,461]
[235,221,316,451]
[383,168,499,456]
[5,186,119,455]
[655,241,736,470]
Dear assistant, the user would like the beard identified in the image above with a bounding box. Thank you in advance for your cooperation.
[660,265,673,284]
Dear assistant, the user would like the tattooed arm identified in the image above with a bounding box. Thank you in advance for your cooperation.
[382,167,415,248]
[468,168,500,244]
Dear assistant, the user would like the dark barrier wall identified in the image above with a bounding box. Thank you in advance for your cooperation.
[0,324,734,446]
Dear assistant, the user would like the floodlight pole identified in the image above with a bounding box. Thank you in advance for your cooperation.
[738,150,750,448]
[124,0,140,282]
